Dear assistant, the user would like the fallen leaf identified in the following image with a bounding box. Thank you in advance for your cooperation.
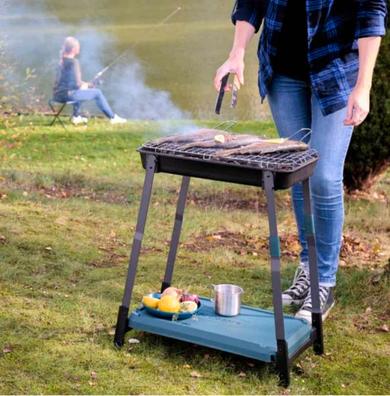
[2,346,12,353]
[55,216,68,225]
[128,338,140,344]
[190,370,202,378]
[183,364,191,369]
[238,371,246,377]
[378,324,389,333]
[90,371,97,380]
[44,246,52,251]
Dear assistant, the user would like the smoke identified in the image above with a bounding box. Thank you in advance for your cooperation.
[0,0,190,122]
[106,60,187,120]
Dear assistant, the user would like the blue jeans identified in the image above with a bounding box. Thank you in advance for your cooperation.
[266,73,354,286]
[68,88,114,119]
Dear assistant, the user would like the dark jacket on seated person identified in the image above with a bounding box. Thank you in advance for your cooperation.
[53,58,82,102]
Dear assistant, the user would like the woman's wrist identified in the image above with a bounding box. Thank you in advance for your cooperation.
[229,47,245,60]
[355,79,372,91]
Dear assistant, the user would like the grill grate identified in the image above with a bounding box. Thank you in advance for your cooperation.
[139,140,319,173]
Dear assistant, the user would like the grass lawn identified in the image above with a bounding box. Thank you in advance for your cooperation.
[0,116,389,394]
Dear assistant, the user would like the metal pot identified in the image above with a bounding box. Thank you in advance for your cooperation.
[211,284,244,317]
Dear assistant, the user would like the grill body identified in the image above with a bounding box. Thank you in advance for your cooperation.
[115,138,324,387]
[139,142,319,189]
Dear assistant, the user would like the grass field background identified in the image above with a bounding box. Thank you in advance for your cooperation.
[0,117,389,394]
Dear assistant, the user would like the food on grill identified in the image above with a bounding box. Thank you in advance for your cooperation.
[216,139,308,157]
[158,295,181,313]
[181,134,265,150]
[142,295,160,309]
[179,301,198,313]
[155,128,228,144]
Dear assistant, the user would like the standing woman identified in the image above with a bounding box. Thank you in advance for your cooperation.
[215,0,387,322]
[53,37,126,125]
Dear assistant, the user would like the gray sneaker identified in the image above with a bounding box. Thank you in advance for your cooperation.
[282,265,310,306]
[295,286,335,324]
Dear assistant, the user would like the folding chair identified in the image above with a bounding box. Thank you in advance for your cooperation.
[48,99,77,128]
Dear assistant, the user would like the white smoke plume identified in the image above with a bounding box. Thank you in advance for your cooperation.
[0,0,190,121]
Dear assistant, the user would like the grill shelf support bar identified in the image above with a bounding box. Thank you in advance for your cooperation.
[114,155,157,347]
[161,176,190,292]
[263,171,289,387]
[302,179,324,354]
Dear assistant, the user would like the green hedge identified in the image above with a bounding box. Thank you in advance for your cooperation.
[344,27,390,191]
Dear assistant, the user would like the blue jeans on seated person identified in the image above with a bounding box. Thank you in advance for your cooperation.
[266,73,354,287]
[68,88,114,119]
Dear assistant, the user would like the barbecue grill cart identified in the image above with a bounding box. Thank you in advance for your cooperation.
[114,140,324,387]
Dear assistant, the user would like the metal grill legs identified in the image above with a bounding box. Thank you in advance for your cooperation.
[161,176,190,292]
[263,171,289,387]
[114,155,157,347]
[302,179,324,354]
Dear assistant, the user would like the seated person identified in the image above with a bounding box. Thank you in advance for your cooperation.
[53,36,126,125]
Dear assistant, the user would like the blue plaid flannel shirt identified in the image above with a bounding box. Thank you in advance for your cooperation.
[232,0,387,115]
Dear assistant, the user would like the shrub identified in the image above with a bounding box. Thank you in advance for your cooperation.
[344,30,390,192]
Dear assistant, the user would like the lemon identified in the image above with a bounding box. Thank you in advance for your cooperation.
[142,295,160,309]
[158,295,180,313]
[180,301,198,313]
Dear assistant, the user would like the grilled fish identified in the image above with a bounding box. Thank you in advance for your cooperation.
[181,134,265,150]
[216,138,308,157]
[154,128,229,145]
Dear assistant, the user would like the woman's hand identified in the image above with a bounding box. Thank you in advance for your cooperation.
[214,49,245,92]
[344,84,370,126]
[80,82,89,90]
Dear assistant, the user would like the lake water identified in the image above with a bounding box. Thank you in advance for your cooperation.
[1,0,269,120]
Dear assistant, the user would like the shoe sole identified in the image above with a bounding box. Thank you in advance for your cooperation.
[295,301,335,323]
[321,300,335,321]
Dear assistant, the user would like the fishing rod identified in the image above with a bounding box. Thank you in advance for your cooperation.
[91,6,182,85]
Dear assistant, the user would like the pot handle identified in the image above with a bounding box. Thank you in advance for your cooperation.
[209,284,215,302]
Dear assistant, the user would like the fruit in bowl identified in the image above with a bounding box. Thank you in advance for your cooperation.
[180,293,200,305]
[161,286,183,300]
[158,295,181,313]
[179,301,198,313]
[142,295,160,309]
[141,288,200,317]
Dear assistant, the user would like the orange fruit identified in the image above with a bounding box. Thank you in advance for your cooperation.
[158,295,180,313]
[142,295,159,309]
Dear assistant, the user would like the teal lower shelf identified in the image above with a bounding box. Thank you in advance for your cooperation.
[129,297,312,362]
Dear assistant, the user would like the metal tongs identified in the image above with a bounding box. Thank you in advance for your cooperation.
[215,73,239,115]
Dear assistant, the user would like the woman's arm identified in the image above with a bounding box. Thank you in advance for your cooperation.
[214,0,265,91]
[214,21,256,91]
[73,59,89,90]
[344,36,382,126]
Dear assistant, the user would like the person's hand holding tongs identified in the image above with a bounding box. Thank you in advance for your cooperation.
[214,51,245,114]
